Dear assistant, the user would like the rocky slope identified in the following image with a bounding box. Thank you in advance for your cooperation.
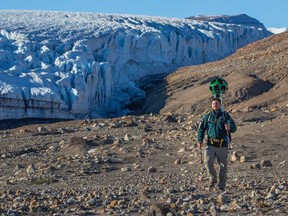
[143,31,288,115]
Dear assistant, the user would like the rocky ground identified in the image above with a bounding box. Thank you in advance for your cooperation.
[0,108,287,215]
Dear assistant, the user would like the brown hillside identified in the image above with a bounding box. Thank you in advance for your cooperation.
[144,31,288,115]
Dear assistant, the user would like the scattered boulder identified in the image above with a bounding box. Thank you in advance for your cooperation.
[250,163,261,169]
[240,156,246,163]
[230,151,239,162]
[148,166,157,173]
[261,160,273,167]
[60,137,88,157]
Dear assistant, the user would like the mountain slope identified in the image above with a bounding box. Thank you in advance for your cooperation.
[187,14,266,28]
[144,31,288,114]
[0,11,271,119]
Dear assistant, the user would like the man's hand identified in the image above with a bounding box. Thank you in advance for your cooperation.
[225,124,230,132]
[198,142,202,149]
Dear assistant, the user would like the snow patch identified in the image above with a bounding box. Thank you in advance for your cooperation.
[267,27,287,34]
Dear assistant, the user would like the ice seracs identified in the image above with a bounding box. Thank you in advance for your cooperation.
[0,11,272,120]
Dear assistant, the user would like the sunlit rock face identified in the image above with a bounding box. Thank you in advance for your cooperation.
[0,11,272,119]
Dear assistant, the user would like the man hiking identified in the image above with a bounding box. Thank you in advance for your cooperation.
[197,98,237,191]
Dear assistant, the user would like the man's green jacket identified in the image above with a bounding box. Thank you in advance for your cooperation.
[198,110,237,146]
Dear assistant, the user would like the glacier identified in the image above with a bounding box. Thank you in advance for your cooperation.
[0,11,272,120]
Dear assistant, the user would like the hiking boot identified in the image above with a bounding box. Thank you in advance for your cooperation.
[218,183,226,191]
[209,180,217,189]
[218,187,225,192]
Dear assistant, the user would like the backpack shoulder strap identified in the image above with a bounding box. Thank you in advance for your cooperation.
[207,111,213,122]
[222,111,229,123]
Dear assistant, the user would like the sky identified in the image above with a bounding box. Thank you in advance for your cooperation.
[0,0,287,28]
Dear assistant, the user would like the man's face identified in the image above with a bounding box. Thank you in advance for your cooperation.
[212,100,221,111]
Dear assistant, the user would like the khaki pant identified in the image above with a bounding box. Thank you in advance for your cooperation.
[204,145,228,188]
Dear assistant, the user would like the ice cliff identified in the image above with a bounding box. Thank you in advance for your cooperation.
[0,11,272,119]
